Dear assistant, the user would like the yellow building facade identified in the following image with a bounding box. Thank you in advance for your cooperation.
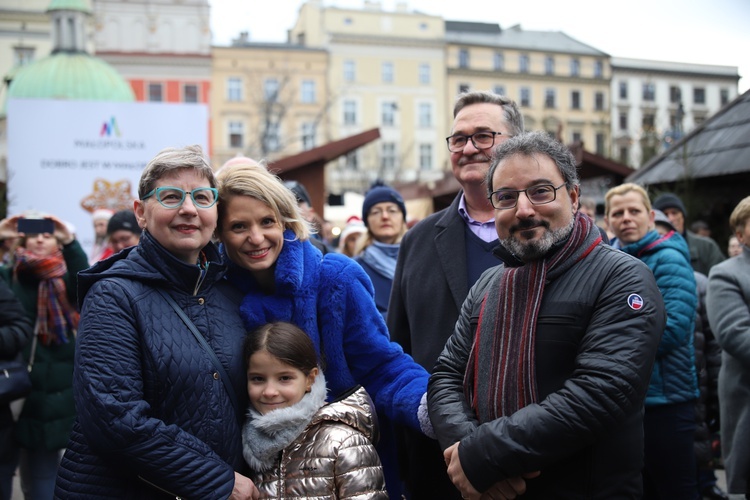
[210,41,329,168]
[290,1,448,194]
[445,22,611,154]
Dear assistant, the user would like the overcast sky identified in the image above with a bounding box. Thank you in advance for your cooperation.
[209,0,749,93]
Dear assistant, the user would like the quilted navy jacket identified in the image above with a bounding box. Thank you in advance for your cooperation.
[619,229,699,406]
[55,231,248,499]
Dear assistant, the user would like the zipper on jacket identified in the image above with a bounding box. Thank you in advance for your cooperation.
[193,262,208,296]
[137,475,182,499]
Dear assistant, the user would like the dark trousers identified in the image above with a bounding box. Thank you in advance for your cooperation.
[399,427,462,500]
[643,400,700,500]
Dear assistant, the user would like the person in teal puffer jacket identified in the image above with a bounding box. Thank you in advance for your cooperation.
[606,183,699,500]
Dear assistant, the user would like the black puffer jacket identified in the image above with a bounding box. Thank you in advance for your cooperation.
[693,272,722,466]
[55,232,248,499]
[429,242,665,499]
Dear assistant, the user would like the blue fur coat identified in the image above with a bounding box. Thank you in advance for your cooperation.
[225,231,428,431]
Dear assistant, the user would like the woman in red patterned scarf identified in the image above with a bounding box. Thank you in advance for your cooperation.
[0,213,88,500]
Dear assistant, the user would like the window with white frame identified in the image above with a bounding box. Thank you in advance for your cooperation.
[594,92,604,111]
[343,60,356,82]
[382,62,394,83]
[381,142,397,170]
[642,83,655,101]
[418,63,430,84]
[544,89,556,109]
[570,58,580,77]
[520,87,531,107]
[419,144,433,170]
[264,78,279,101]
[595,133,605,154]
[459,83,470,94]
[227,77,242,101]
[458,48,469,68]
[343,100,357,125]
[418,103,432,127]
[571,90,581,110]
[183,84,198,103]
[301,122,316,150]
[381,102,396,127]
[345,151,359,170]
[544,56,554,75]
[619,81,628,99]
[694,87,706,105]
[493,85,505,96]
[720,88,730,105]
[301,80,316,103]
[228,121,244,148]
[519,54,529,73]
[619,112,628,130]
[594,60,603,78]
[264,122,280,152]
[493,52,504,71]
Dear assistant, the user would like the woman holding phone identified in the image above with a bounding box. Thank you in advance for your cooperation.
[0,213,88,500]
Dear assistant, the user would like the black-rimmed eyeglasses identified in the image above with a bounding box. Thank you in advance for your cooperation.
[445,131,507,152]
[488,183,566,210]
[141,186,218,209]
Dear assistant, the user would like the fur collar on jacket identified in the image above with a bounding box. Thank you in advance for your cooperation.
[242,372,328,471]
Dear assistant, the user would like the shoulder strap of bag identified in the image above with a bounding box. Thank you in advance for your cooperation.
[156,289,239,413]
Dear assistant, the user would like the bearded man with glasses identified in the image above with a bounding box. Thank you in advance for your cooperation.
[387,91,523,499]
[428,131,664,499]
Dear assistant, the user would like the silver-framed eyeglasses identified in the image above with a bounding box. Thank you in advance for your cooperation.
[141,186,218,209]
[445,131,506,152]
[488,183,567,210]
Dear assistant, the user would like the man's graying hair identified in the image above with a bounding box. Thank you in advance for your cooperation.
[453,91,525,137]
[486,131,579,195]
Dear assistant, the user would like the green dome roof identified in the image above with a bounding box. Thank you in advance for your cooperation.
[7,52,134,102]
[47,0,92,14]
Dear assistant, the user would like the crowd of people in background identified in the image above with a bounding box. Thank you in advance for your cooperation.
[0,90,748,500]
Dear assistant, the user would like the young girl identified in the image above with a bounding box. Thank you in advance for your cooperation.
[242,321,388,498]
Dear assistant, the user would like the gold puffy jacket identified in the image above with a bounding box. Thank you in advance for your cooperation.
[251,386,388,499]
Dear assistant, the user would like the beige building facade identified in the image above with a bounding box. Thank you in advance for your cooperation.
[445,22,611,154]
[210,41,329,168]
[289,0,447,194]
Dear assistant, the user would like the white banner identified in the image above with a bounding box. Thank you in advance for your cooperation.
[7,98,208,261]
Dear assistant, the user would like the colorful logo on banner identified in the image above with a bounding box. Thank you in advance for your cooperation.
[100,117,121,138]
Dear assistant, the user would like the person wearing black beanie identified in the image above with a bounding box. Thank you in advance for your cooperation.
[106,210,142,253]
[652,193,725,275]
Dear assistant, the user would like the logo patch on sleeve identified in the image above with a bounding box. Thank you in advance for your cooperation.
[627,293,644,310]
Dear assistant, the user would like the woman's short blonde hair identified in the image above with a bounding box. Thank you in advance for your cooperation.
[729,196,750,235]
[216,161,310,240]
[604,183,651,216]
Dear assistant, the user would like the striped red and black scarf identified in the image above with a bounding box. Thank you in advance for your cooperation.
[15,248,79,346]
[463,213,602,423]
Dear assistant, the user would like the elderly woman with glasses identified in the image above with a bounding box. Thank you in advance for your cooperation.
[55,146,259,499]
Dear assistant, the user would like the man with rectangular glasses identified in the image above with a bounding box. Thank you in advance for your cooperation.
[387,91,523,499]
[428,131,664,498]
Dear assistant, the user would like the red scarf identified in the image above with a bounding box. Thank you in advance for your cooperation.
[463,213,601,422]
[15,248,79,345]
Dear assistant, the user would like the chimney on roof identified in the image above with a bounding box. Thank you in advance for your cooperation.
[364,0,382,10]
[395,1,408,12]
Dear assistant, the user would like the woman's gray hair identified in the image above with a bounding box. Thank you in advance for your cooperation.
[138,145,215,198]
[486,131,579,195]
[452,90,525,137]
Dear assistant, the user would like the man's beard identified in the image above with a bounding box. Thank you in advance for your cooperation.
[500,216,575,262]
